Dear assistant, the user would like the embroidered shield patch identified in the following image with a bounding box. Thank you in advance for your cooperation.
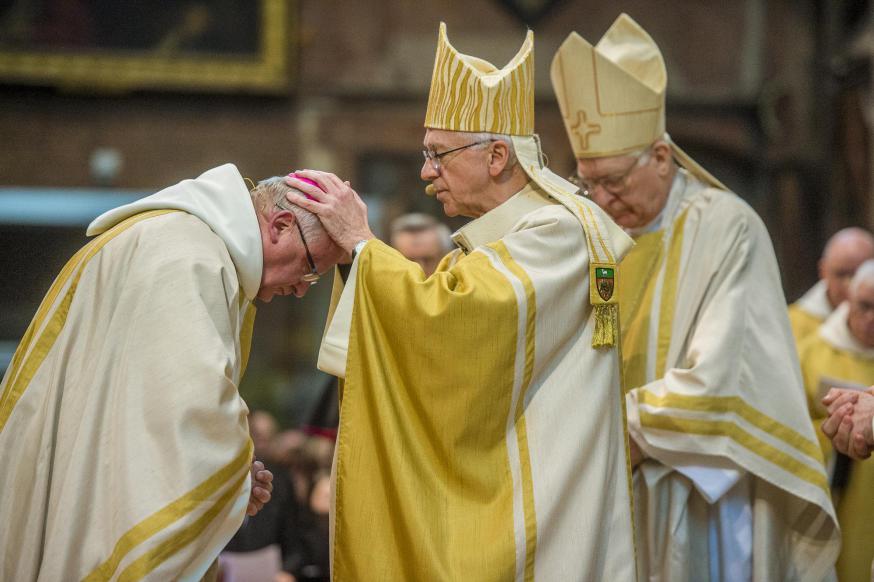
[595,267,615,302]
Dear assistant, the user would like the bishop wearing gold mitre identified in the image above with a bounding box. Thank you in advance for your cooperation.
[550,14,839,581]
[288,22,638,582]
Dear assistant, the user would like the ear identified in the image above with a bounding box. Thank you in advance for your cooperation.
[268,210,296,243]
[487,140,512,177]
[652,141,673,177]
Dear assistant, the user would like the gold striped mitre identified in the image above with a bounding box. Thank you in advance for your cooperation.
[424,22,534,135]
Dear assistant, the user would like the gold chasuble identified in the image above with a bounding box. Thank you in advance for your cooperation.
[799,304,874,582]
[789,280,834,345]
[0,165,259,581]
[551,14,838,580]
[318,23,637,582]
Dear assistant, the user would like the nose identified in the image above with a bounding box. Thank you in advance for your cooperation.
[293,282,311,298]
[421,159,438,181]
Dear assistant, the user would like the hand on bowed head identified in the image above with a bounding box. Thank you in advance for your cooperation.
[284,170,375,255]
[821,388,874,460]
[247,460,273,516]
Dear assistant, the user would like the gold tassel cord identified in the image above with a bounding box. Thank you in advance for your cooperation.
[592,303,618,348]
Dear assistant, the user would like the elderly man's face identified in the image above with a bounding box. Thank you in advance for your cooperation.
[421,129,491,218]
[577,144,671,230]
[257,210,343,302]
[391,228,446,276]
[848,280,874,347]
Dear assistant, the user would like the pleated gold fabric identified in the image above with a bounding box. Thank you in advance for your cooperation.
[424,22,534,136]
[326,188,637,581]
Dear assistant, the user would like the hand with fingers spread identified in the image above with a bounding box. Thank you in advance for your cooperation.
[821,388,874,459]
[284,170,375,254]
[247,460,274,516]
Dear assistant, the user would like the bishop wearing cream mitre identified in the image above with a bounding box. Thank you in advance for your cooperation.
[286,22,637,582]
[550,14,839,581]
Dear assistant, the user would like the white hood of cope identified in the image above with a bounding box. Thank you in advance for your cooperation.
[87,163,263,301]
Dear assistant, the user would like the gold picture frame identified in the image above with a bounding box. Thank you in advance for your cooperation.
[0,0,291,93]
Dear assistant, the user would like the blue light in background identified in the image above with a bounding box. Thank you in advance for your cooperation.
[0,188,148,226]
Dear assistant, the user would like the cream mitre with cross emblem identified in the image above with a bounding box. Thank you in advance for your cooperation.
[550,13,726,190]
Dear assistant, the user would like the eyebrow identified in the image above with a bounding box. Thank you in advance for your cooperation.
[424,141,447,150]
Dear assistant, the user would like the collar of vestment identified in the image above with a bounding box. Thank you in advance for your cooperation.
[819,302,874,359]
[795,279,833,320]
[451,181,554,253]
[86,164,263,300]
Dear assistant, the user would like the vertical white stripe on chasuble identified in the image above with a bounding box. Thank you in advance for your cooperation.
[480,245,530,582]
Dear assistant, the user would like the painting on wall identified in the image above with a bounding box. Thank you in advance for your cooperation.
[0,0,291,93]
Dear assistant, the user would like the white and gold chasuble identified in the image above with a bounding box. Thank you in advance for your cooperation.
[0,165,259,581]
[621,170,839,581]
[799,304,874,582]
[319,183,637,581]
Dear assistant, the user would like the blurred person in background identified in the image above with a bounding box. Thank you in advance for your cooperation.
[550,13,838,580]
[222,410,303,582]
[388,212,452,276]
[789,227,874,343]
[0,165,344,581]
[273,428,311,505]
[288,22,636,581]
[805,261,874,580]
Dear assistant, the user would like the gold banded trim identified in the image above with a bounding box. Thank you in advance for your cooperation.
[84,440,253,581]
[654,210,688,378]
[639,411,829,493]
[117,470,249,581]
[638,390,823,463]
[493,241,538,581]
[239,301,257,380]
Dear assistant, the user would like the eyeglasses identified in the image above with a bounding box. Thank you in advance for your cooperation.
[276,201,319,284]
[570,149,651,198]
[294,220,320,284]
[422,140,493,175]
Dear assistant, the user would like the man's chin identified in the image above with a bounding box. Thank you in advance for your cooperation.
[440,201,458,218]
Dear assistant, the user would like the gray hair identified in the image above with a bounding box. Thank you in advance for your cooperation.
[463,131,518,170]
[250,176,325,244]
[850,259,874,295]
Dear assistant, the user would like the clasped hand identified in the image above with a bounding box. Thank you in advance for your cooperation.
[821,387,874,460]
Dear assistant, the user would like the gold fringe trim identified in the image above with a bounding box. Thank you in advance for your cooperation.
[592,303,618,348]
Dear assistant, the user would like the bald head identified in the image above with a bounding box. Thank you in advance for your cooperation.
[820,227,874,308]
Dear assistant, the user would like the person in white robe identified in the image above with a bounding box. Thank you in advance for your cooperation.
[789,227,874,344]
[284,22,638,581]
[550,13,839,581]
[0,166,343,581]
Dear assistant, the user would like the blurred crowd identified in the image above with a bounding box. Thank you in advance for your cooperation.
[218,410,334,582]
